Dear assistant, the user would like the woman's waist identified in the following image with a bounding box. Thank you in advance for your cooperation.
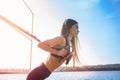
[44,56,63,72]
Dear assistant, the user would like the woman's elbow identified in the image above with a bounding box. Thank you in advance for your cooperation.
[38,42,48,50]
[38,43,43,48]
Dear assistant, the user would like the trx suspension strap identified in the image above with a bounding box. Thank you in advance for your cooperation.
[0,15,41,42]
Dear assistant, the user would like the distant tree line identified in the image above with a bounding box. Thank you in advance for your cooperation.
[55,64,120,72]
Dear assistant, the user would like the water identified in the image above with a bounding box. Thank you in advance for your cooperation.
[46,71,120,80]
[0,71,120,80]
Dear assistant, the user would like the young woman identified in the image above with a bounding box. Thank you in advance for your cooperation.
[26,19,80,80]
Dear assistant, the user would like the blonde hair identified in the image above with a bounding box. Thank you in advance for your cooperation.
[61,19,80,64]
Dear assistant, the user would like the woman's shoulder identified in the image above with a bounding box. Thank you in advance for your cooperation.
[53,36,65,42]
[48,36,65,46]
[41,36,65,48]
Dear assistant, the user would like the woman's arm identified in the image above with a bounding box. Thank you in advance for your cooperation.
[38,40,59,55]
[38,36,67,56]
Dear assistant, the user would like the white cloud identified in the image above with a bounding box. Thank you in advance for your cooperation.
[77,0,100,10]
[113,0,120,3]
[105,14,115,19]
[103,13,117,20]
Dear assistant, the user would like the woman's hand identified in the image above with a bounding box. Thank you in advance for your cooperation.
[59,53,73,63]
[58,48,68,57]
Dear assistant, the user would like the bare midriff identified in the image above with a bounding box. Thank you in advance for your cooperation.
[43,54,64,72]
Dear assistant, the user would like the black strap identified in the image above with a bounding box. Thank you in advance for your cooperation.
[51,54,63,60]
[51,37,71,64]
[59,37,71,64]
[65,37,70,54]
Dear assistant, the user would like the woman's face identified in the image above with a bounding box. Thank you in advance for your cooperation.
[70,24,79,37]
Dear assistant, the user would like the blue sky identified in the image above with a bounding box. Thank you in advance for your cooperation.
[38,0,120,65]
[0,0,120,68]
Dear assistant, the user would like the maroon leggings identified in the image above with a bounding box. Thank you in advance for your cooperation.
[26,63,51,80]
